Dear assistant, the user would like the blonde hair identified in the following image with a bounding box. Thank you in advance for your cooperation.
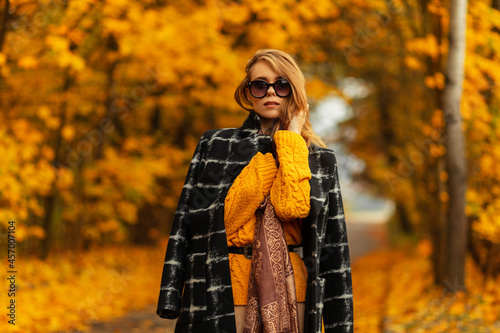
[234,49,327,149]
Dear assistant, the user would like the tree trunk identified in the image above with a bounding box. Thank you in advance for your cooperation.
[396,204,413,234]
[0,0,10,83]
[40,74,72,259]
[493,0,500,11]
[441,0,468,292]
[0,0,9,53]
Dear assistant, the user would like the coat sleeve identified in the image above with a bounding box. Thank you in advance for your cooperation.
[156,133,206,319]
[320,155,354,332]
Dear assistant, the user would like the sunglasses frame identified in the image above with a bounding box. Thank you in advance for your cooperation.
[247,79,292,99]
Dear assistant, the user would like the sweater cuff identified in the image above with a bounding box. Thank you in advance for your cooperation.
[273,130,308,159]
[255,152,278,196]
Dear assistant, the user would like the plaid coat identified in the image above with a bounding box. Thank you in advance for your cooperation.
[157,111,353,332]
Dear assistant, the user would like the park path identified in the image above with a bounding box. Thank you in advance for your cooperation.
[81,212,388,333]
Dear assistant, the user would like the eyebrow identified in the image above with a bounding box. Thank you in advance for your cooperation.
[252,75,282,82]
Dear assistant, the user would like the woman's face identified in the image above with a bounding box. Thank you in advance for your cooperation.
[247,61,288,121]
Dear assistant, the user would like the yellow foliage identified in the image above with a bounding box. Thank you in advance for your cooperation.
[28,198,44,217]
[117,201,138,224]
[430,109,445,128]
[474,199,500,243]
[416,238,433,257]
[29,225,46,239]
[429,144,445,157]
[405,34,441,60]
[18,56,38,70]
[404,55,423,70]
[0,0,498,284]
[424,73,445,90]
[463,0,500,245]
[59,52,86,71]
[353,242,500,332]
[306,78,339,101]
[0,118,58,232]
[433,72,445,90]
[439,191,449,203]
[97,219,121,233]
[439,171,448,182]
[0,244,166,332]
[45,35,69,52]
[424,75,436,89]
[427,0,448,16]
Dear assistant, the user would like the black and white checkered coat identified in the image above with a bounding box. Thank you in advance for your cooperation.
[157,111,353,332]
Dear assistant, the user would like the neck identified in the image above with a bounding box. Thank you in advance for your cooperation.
[258,118,277,135]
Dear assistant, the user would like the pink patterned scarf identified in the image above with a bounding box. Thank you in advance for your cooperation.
[244,195,299,333]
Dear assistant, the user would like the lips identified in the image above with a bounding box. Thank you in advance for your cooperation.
[264,101,279,106]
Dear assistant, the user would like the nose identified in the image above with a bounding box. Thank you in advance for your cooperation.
[267,85,276,96]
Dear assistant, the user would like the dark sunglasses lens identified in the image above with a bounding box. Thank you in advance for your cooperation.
[251,81,268,97]
[275,79,291,97]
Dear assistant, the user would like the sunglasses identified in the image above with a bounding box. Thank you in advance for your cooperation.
[247,79,292,98]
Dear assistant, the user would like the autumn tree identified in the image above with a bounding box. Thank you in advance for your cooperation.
[1,1,499,286]
[304,0,500,284]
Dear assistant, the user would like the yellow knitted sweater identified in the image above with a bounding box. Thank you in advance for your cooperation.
[224,130,311,305]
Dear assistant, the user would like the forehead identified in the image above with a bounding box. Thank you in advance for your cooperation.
[250,61,280,81]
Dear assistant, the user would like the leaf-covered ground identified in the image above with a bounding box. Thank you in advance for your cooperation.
[352,240,500,333]
[1,238,499,332]
[1,240,169,333]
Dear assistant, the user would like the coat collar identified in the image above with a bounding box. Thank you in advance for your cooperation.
[241,110,262,132]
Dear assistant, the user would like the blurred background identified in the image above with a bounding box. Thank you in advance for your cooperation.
[0,0,499,332]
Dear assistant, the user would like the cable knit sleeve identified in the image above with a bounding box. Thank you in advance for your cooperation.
[270,130,311,222]
[224,152,278,236]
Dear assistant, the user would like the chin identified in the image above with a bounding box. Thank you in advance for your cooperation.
[255,109,281,119]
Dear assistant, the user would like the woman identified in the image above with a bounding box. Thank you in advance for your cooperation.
[157,49,353,333]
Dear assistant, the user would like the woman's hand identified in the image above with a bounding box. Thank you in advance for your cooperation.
[287,105,308,135]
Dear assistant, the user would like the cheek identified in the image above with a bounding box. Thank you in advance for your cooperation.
[249,95,261,106]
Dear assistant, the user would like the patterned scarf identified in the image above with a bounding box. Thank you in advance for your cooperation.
[244,195,299,333]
